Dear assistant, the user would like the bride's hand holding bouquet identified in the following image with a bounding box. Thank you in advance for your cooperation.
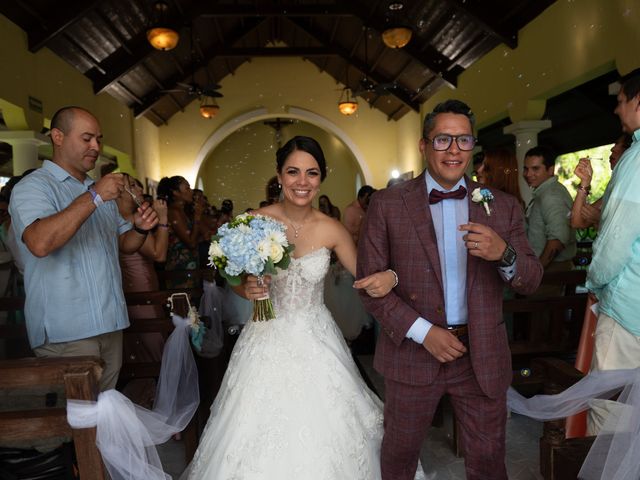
[208,213,294,321]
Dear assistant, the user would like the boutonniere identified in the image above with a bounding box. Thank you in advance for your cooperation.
[471,187,494,216]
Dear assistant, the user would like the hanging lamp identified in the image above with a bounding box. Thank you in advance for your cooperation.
[199,96,220,119]
[147,1,179,51]
[382,2,413,49]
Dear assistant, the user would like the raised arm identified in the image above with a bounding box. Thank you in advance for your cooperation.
[22,173,124,257]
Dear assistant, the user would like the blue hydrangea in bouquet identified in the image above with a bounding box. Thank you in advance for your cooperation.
[208,213,295,321]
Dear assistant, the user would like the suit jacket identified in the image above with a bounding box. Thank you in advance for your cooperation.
[357,172,543,399]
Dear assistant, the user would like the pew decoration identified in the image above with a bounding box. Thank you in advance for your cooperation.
[66,292,201,480]
[508,368,640,480]
[167,292,206,353]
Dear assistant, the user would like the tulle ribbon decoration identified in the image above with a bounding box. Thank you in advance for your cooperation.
[67,308,200,480]
[508,368,640,480]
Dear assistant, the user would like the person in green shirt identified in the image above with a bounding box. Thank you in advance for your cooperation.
[523,145,577,271]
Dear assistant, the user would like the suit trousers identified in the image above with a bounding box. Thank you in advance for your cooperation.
[381,355,508,480]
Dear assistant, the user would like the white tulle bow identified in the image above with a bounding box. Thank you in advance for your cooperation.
[67,315,199,480]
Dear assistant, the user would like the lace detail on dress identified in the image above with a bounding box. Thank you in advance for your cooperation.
[185,247,425,480]
[270,247,330,318]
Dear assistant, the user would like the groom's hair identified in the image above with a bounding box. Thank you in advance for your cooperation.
[422,99,475,138]
[276,135,327,181]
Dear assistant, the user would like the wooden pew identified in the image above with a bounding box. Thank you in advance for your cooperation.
[0,356,106,480]
[0,296,29,359]
[122,288,203,463]
[120,288,203,382]
[508,269,588,372]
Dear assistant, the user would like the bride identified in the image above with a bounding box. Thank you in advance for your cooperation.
[184,136,422,479]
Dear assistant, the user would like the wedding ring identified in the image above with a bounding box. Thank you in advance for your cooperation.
[473,241,479,249]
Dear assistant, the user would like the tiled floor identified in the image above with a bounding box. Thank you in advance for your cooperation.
[160,354,543,479]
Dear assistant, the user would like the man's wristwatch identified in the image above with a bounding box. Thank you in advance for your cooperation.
[499,243,517,267]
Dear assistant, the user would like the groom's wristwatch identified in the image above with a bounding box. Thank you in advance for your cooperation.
[499,243,517,267]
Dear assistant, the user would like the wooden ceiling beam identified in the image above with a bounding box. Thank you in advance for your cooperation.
[445,0,518,49]
[347,9,463,88]
[27,0,102,52]
[288,18,420,112]
[196,5,355,17]
[134,17,267,119]
[88,32,155,95]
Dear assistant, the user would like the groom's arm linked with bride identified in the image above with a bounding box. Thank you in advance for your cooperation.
[356,99,544,480]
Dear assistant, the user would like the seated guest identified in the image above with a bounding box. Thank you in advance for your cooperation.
[571,133,632,229]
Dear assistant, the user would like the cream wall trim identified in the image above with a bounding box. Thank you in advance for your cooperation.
[190,106,371,185]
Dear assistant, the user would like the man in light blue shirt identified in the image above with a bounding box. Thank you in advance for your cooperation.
[10,106,158,390]
[585,70,640,433]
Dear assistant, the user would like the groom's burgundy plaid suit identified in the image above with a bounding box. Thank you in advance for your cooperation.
[358,173,543,479]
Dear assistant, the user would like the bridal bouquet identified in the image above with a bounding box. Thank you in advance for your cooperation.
[208,213,294,321]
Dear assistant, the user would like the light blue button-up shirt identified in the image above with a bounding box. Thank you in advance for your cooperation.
[10,160,132,348]
[586,128,640,335]
[406,173,516,344]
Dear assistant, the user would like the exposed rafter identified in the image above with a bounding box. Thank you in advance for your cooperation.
[287,18,420,112]
[27,0,102,52]
[0,0,556,125]
[133,17,267,118]
[445,0,518,49]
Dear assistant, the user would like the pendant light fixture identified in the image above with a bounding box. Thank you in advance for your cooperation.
[199,96,220,119]
[338,65,358,116]
[338,88,358,116]
[147,1,179,51]
[382,2,413,49]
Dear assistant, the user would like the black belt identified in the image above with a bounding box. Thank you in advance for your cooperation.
[446,324,468,338]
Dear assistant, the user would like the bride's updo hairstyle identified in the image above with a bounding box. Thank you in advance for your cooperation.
[276,135,327,182]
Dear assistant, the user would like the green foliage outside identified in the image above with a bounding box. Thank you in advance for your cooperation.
[555,143,613,243]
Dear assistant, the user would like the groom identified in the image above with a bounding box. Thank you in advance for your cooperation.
[358,99,543,479]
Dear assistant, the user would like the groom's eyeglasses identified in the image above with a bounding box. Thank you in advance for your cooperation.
[426,134,477,151]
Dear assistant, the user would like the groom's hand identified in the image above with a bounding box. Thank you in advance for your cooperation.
[459,222,507,262]
[422,326,467,363]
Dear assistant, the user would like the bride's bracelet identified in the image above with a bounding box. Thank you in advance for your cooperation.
[386,269,399,289]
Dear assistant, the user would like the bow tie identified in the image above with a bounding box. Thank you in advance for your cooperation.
[428,185,467,205]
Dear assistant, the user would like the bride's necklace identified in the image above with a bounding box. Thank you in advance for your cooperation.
[284,213,309,239]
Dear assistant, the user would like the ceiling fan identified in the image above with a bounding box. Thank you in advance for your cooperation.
[158,24,223,100]
[353,77,397,97]
[351,26,396,98]
[161,81,223,98]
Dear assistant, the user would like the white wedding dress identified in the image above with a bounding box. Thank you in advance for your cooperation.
[185,247,423,479]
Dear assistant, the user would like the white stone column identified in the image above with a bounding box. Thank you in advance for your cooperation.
[503,120,552,205]
[0,131,48,176]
